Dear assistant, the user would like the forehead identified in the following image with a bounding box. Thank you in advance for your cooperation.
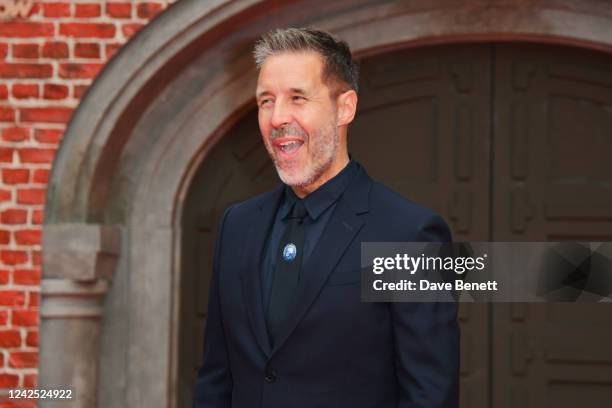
[256,51,326,93]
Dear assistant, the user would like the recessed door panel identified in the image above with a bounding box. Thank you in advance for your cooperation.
[352,45,492,408]
[492,44,612,408]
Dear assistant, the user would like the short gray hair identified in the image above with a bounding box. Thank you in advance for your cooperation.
[253,27,359,93]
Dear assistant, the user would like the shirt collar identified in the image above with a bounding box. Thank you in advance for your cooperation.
[281,159,358,221]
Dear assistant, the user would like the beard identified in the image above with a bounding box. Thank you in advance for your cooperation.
[264,121,339,188]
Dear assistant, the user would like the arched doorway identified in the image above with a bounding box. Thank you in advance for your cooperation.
[40,1,612,407]
[181,42,612,407]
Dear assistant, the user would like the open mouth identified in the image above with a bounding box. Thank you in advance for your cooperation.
[273,138,304,158]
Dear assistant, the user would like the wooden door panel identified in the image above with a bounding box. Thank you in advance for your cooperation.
[353,45,492,408]
[179,110,276,408]
[353,44,491,241]
[492,44,612,408]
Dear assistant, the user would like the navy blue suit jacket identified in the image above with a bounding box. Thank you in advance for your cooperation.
[193,164,459,408]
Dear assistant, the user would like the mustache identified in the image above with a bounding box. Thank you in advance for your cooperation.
[270,123,308,140]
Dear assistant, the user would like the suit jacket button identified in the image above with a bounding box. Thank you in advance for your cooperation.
[264,371,277,383]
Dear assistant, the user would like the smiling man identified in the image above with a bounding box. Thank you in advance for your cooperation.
[256,49,353,196]
[193,28,459,408]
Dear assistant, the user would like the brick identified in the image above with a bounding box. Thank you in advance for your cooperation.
[12,310,39,327]
[0,63,52,79]
[0,269,8,284]
[31,210,43,225]
[122,23,144,38]
[107,2,132,18]
[28,1,41,16]
[0,251,28,266]
[18,148,56,163]
[75,3,100,18]
[0,401,37,408]
[74,43,100,59]
[60,23,116,38]
[0,22,54,38]
[59,63,103,79]
[43,83,69,100]
[0,147,14,161]
[43,2,71,17]
[28,291,39,307]
[0,107,15,122]
[14,268,41,284]
[32,169,49,183]
[0,43,7,58]
[137,2,164,19]
[24,373,37,388]
[42,41,69,59]
[12,83,39,99]
[9,351,38,368]
[0,84,7,99]
[32,251,41,266]
[17,188,46,205]
[35,128,63,144]
[12,43,39,59]
[0,330,21,347]
[15,228,42,246]
[73,84,89,99]
[0,374,19,388]
[0,310,7,325]
[14,230,42,246]
[0,231,8,245]
[20,107,73,123]
[1,209,27,224]
[2,168,29,184]
[0,189,11,201]
[2,127,30,142]
[105,43,121,59]
[0,290,26,306]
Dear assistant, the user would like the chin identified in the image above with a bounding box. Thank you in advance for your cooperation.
[277,170,307,187]
[275,165,313,188]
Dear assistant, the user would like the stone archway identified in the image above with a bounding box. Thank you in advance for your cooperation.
[40,1,612,407]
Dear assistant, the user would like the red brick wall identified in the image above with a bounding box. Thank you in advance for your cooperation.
[0,0,176,400]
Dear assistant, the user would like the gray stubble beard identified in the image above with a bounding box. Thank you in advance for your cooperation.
[266,121,339,189]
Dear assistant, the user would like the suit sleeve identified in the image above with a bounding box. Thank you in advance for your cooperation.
[193,206,233,408]
[392,214,460,408]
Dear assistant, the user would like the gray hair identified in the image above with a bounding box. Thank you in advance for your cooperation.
[253,27,359,93]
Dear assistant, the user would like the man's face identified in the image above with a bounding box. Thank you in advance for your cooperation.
[256,51,341,190]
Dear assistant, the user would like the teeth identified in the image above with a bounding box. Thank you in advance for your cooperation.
[279,141,302,153]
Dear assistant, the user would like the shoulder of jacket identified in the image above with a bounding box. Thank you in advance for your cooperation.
[222,185,282,220]
[369,181,439,220]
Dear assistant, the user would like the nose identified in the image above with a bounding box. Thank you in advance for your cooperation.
[270,99,291,129]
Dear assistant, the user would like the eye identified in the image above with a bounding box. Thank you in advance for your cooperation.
[292,95,306,102]
[259,99,273,108]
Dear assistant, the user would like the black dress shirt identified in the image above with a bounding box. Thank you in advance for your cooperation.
[260,159,358,310]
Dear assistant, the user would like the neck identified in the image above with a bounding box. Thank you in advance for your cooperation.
[291,152,350,198]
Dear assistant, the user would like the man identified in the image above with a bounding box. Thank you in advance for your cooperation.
[193,28,459,407]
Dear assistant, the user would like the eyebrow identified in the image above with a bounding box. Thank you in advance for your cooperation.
[255,87,308,100]
[289,87,307,95]
[256,90,272,100]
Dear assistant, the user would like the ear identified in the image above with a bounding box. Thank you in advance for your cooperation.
[336,90,358,127]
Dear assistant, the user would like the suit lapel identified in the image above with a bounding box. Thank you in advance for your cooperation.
[270,166,372,355]
[240,185,284,358]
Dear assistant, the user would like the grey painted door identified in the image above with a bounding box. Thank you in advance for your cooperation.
[179,43,612,407]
